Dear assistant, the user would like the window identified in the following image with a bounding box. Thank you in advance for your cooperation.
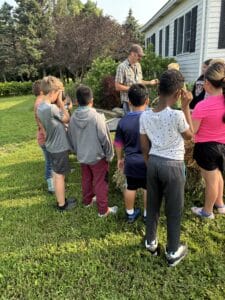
[159,29,163,56]
[184,12,191,52]
[165,25,170,57]
[150,33,156,52]
[146,37,151,47]
[173,6,198,55]
[218,0,225,49]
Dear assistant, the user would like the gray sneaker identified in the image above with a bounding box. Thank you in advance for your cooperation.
[165,244,188,267]
[57,198,76,211]
[98,206,118,217]
[145,239,159,256]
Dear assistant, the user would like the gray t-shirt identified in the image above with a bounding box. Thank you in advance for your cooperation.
[37,102,70,153]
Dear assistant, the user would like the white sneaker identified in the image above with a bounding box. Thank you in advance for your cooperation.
[165,244,188,267]
[98,206,118,217]
[191,207,215,219]
[84,196,97,208]
[215,205,225,214]
[145,239,159,256]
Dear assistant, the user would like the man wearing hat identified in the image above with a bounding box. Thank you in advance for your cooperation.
[115,44,158,114]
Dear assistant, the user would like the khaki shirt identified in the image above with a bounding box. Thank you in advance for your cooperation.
[115,59,143,103]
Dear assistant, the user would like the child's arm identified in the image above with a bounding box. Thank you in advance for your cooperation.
[181,89,194,140]
[56,91,70,123]
[140,134,151,165]
[97,115,114,162]
[114,146,124,172]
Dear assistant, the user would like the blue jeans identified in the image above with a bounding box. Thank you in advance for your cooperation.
[40,144,53,180]
[122,102,131,115]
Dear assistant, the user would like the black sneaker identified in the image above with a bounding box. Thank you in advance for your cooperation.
[126,208,141,223]
[57,198,76,211]
[165,244,188,267]
[145,239,160,256]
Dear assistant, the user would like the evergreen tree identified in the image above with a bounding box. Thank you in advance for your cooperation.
[82,0,102,16]
[0,2,17,81]
[123,8,144,45]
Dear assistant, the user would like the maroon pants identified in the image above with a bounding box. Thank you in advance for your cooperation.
[81,159,109,214]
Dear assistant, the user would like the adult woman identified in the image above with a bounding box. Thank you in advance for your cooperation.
[189,59,212,109]
[191,60,225,219]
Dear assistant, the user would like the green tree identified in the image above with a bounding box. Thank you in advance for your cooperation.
[82,0,102,16]
[123,8,144,45]
[53,0,84,16]
[0,2,17,81]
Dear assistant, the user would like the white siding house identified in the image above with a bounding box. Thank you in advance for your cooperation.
[141,0,225,82]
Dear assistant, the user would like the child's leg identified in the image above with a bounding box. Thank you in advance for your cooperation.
[200,168,221,213]
[143,189,147,217]
[163,161,185,253]
[91,159,109,215]
[215,170,224,207]
[81,164,95,205]
[146,157,163,242]
[40,144,54,192]
[53,172,66,206]
[124,189,136,211]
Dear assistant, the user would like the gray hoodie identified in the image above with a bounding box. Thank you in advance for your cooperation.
[68,107,114,164]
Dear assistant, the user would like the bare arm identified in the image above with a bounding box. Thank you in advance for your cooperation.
[140,134,151,165]
[115,82,130,92]
[114,145,124,172]
[181,89,194,140]
[142,79,159,86]
[56,92,70,123]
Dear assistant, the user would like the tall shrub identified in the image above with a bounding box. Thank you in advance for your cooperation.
[84,57,118,107]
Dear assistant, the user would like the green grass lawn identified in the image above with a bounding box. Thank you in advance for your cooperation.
[0,95,225,299]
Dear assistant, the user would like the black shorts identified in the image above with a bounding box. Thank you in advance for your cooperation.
[193,142,225,173]
[126,176,146,190]
[49,150,70,175]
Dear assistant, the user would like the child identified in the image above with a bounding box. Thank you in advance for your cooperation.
[114,84,148,223]
[191,60,225,219]
[189,59,212,109]
[33,80,54,194]
[37,76,76,211]
[68,85,117,217]
[140,70,193,267]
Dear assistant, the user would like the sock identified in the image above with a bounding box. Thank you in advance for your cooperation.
[143,209,147,217]
[215,204,225,208]
[126,209,134,215]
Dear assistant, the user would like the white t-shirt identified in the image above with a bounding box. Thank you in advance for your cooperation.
[140,107,189,160]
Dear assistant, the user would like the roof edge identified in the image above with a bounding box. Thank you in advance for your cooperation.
[141,0,183,32]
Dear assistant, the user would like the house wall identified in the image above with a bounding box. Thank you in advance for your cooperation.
[204,0,225,60]
[144,0,204,82]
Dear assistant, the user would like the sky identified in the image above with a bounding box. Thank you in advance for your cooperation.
[0,0,168,25]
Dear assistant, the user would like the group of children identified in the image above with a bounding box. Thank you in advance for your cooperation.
[34,58,225,267]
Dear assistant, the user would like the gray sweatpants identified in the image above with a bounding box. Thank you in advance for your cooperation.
[146,155,186,252]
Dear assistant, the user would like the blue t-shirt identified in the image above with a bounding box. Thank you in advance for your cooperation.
[114,111,146,178]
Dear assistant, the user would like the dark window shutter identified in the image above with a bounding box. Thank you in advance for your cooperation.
[190,5,198,52]
[218,0,225,49]
[159,29,163,56]
[173,19,178,56]
[151,33,156,52]
[165,25,170,57]
[177,16,184,54]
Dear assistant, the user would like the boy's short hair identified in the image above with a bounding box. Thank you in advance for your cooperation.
[128,84,148,107]
[76,85,93,106]
[40,76,64,95]
[159,70,184,96]
[32,80,42,96]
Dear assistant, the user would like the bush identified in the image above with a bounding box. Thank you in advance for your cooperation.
[65,79,82,103]
[100,75,120,109]
[0,81,33,97]
[84,57,119,107]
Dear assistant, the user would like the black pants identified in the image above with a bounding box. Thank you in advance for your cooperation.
[146,155,186,252]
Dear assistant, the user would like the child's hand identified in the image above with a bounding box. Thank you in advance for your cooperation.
[181,89,193,109]
[117,159,124,172]
[149,79,159,86]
